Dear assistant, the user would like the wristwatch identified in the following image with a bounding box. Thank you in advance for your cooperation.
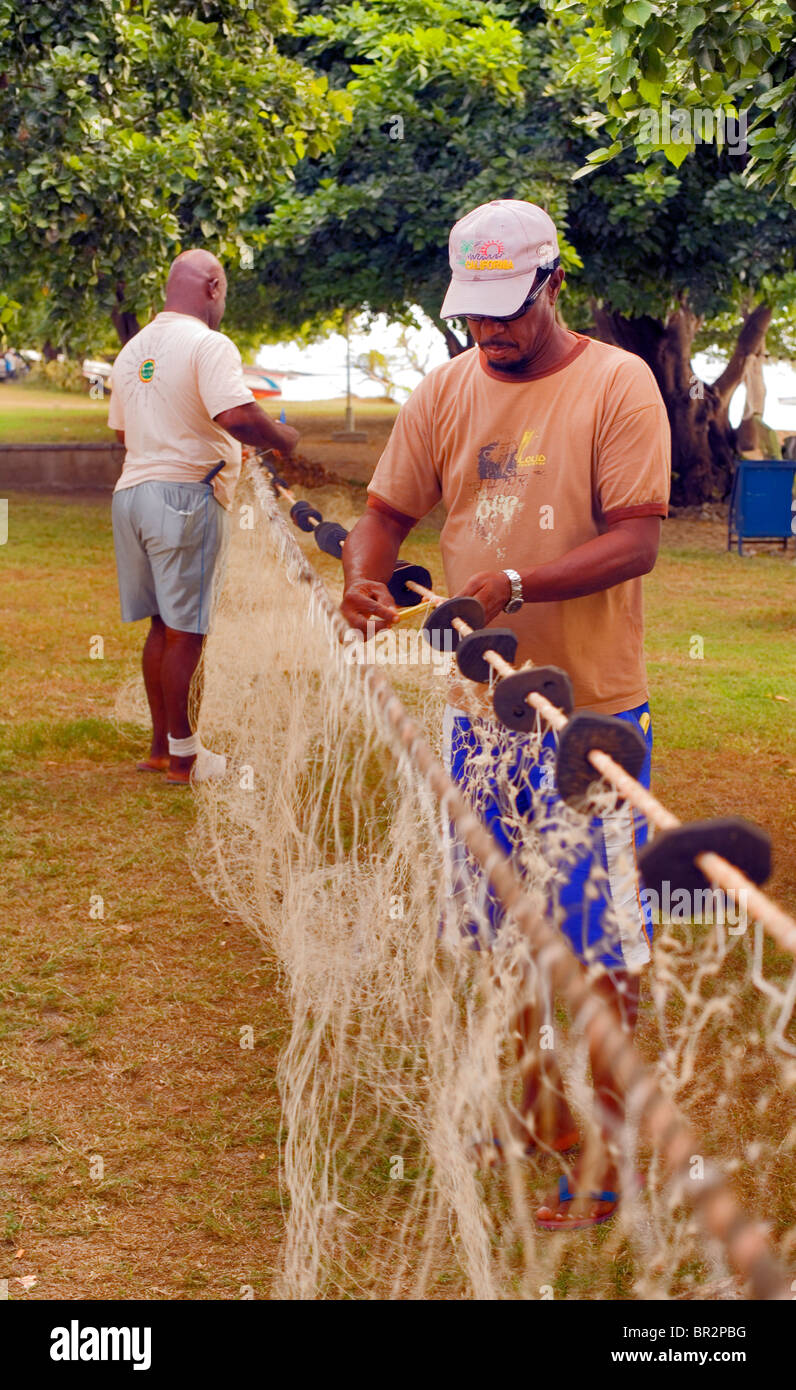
[503,568,524,614]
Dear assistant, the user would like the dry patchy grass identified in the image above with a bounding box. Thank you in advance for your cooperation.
[0,486,794,1301]
[0,494,287,1300]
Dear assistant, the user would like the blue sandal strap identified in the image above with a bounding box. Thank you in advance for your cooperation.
[558,1175,618,1204]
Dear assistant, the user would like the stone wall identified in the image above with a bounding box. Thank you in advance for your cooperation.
[0,442,125,492]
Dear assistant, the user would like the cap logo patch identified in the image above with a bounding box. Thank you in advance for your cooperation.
[139,359,155,382]
[456,236,515,272]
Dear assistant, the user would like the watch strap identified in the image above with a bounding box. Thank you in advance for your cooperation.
[503,568,523,611]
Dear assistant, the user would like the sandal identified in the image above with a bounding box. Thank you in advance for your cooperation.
[535,1173,642,1231]
[136,757,169,773]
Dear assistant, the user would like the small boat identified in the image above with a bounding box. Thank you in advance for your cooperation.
[243,368,284,399]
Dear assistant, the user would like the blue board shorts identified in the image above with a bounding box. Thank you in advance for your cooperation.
[112,480,230,635]
[441,701,654,972]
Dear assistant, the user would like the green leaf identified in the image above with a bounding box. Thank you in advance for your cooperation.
[623,1,653,25]
[585,141,623,165]
[755,84,789,110]
[641,46,667,83]
[638,78,663,107]
[661,141,692,168]
[731,36,751,65]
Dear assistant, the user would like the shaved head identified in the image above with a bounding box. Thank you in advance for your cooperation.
[164,248,228,329]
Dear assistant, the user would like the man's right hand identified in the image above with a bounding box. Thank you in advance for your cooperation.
[341,579,400,634]
[274,423,300,456]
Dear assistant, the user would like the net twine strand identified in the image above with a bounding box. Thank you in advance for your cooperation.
[405,578,796,962]
[257,466,796,1056]
[247,459,790,1301]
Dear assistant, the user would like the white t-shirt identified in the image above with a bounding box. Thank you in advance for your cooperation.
[108,311,255,509]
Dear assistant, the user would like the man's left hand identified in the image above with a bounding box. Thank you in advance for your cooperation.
[457,570,513,625]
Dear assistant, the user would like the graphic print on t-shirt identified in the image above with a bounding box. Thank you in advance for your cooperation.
[108,311,255,510]
[114,330,173,419]
[472,426,547,556]
[367,337,671,711]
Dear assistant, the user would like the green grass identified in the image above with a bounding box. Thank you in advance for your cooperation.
[0,383,113,444]
[0,382,399,446]
[1,487,794,1300]
[271,397,399,421]
[643,542,796,753]
[0,490,288,1299]
[402,522,796,759]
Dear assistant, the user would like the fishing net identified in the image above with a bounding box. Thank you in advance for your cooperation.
[183,463,795,1300]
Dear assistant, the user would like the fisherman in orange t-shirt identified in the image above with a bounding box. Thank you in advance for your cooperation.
[341,200,671,1231]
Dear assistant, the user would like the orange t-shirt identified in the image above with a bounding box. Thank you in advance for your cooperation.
[367,335,671,714]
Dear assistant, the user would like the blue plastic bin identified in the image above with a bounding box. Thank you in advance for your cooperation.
[727,460,796,555]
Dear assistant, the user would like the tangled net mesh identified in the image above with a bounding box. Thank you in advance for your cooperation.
[182,468,795,1300]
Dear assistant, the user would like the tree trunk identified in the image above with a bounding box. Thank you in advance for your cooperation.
[736,342,776,455]
[591,302,771,506]
[111,306,141,345]
[435,320,475,358]
[440,322,468,357]
[111,282,141,345]
[42,339,59,362]
[418,302,472,359]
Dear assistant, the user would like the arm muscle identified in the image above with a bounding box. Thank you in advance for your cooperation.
[214,402,299,456]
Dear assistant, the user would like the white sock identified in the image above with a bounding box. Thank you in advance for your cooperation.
[168,733,227,782]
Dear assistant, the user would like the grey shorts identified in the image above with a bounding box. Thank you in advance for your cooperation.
[111,480,230,634]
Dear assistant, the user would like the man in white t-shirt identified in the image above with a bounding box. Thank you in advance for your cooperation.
[109,248,298,785]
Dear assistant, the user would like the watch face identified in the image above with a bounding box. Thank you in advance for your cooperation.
[505,597,523,613]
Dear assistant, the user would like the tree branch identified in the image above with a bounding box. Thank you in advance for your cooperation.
[591,301,620,345]
[712,302,772,406]
[439,320,468,358]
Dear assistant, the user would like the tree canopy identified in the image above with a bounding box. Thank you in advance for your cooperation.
[545,0,796,198]
[3,0,795,498]
[4,0,793,359]
[228,0,794,361]
[0,0,349,350]
[227,0,575,349]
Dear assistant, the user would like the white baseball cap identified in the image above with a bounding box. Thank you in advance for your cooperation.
[440,199,560,319]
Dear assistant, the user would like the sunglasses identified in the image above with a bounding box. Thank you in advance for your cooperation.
[464,268,555,324]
